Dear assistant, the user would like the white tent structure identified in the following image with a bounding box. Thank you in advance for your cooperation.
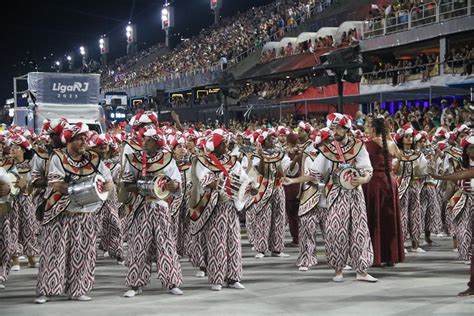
[297,32,318,43]
[335,21,364,45]
[314,27,338,40]
[262,41,281,54]
[279,37,298,49]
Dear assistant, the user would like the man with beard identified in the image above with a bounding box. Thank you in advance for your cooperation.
[307,113,377,283]
[35,122,113,303]
[121,125,183,298]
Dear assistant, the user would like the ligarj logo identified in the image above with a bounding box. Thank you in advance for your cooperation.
[52,82,89,93]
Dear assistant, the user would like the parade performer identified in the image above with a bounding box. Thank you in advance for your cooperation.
[243,129,297,259]
[297,113,377,282]
[121,125,183,298]
[9,135,38,270]
[35,122,113,304]
[394,124,428,253]
[90,133,124,264]
[190,130,249,291]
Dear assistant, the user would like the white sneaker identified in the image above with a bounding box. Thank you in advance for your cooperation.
[70,295,92,301]
[0,284,5,289]
[453,248,459,253]
[411,247,426,253]
[168,287,183,295]
[210,284,222,291]
[102,251,110,258]
[255,253,265,259]
[342,265,352,271]
[404,248,408,254]
[124,288,142,298]
[195,270,206,277]
[298,266,309,271]
[18,256,27,262]
[271,252,290,257]
[332,274,344,282]
[11,265,20,271]
[34,296,49,304]
[227,281,245,289]
[251,246,255,251]
[356,273,378,283]
[464,261,471,265]
[117,260,125,266]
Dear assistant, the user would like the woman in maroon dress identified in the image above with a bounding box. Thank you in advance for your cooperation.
[363,117,405,267]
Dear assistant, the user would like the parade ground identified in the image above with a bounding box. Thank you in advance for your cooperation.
[1,232,472,316]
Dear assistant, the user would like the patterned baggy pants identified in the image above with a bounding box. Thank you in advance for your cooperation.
[36,213,97,297]
[297,207,328,268]
[454,196,473,261]
[253,186,286,254]
[0,212,12,284]
[97,201,123,260]
[325,188,374,274]
[400,183,423,243]
[125,203,183,290]
[420,185,442,234]
[202,201,242,286]
[10,195,38,257]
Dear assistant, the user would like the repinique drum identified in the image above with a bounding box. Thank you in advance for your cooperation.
[67,174,109,212]
[460,179,474,195]
[332,164,362,190]
[137,175,171,200]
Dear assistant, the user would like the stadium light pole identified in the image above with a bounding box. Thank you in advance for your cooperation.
[79,46,87,72]
[126,23,137,55]
[210,0,222,26]
[99,36,109,66]
[161,3,174,48]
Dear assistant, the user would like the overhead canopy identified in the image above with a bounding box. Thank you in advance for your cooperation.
[297,32,318,43]
[279,37,298,48]
[335,21,364,45]
[280,86,470,105]
[262,41,281,53]
[447,79,474,89]
[315,27,338,39]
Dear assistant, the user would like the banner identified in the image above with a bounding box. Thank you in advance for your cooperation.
[27,72,100,105]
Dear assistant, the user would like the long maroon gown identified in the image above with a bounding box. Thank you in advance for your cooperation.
[363,140,405,266]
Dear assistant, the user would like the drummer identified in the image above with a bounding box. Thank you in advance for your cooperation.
[305,113,376,283]
[0,140,14,290]
[121,125,183,298]
[35,122,113,304]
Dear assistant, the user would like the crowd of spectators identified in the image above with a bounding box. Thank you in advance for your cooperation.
[364,43,473,85]
[364,52,440,85]
[354,98,473,134]
[100,0,332,91]
[366,0,471,37]
[240,76,312,100]
[444,44,474,75]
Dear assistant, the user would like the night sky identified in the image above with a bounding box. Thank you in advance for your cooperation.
[1,0,275,104]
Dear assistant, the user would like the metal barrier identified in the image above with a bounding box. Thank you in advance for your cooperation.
[439,0,469,21]
[411,2,437,27]
[363,0,473,39]
[385,10,409,34]
[361,61,441,85]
